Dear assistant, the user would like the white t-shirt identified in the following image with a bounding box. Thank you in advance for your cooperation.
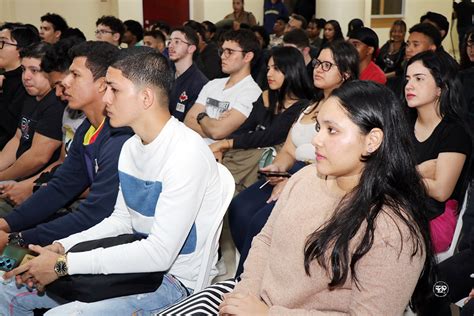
[196,75,261,143]
[59,117,223,289]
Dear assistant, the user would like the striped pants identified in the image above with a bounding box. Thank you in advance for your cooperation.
[158,279,236,315]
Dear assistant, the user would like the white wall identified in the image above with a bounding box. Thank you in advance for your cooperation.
[190,0,263,24]
[0,0,143,41]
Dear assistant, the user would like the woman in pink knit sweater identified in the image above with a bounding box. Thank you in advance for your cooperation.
[162,80,434,315]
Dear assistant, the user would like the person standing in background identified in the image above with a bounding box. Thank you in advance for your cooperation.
[264,0,289,34]
[224,0,257,28]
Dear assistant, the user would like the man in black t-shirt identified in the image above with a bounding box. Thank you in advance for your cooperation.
[0,23,40,150]
[0,42,63,182]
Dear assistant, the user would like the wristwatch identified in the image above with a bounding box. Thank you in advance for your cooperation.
[54,255,68,277]
[196,112,209,124]
[8,232,26,247]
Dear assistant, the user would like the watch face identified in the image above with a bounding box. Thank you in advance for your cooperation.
[55,261,67,275]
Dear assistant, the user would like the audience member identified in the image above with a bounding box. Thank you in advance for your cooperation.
[224,0,257,27]
[60,27,86,41]
[230,40,359,276]
[460,28,474,70]
[387,22,441,98]
[285,14,307,33]
[0,23,41,149]
[0,36,86,208]
[420,11,449,41]
[0,48,223,315]
[185,20,224,80]
[39,13,68,44]
[163,80,433,315]
[0,41,131,251]
[453,0,474,53]
[307,18,325,49]
[251,25,269,49]
[263,0,289,35]
[143,30,166,53]
[348,27,386,84]
[95,15,125,47]
[404,50,471,253]
[185,29,261,143]
[268,15,288,48]
[122,19,144,47]
[283,28,313,80]
[168,27,208,122]
[321,20,344,48]
[375,19,406,75]
[0,42,63,184]
[346,18,364,37]
[202,20,216,42]
[150,20,170,39]
[211,46,313,192]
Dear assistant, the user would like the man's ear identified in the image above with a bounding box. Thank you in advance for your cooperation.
[365,127,384,154]
[141,87,155,110]
[113,32,121,44]
[367,46,374,57]
[243,51,254,64]
[96,77,107,93]
[188,44,197,55]
[54,31,61,42]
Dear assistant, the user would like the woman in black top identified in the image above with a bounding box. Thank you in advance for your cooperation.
[376,20,406,76]
[209,46,313,159]
[404,50,472,253]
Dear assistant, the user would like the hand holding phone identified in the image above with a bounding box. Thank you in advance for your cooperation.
[0,244,33,272]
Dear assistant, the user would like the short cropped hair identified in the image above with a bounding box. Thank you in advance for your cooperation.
[283,28,310,49]
[112,47,173,106]
[42,36,85,73]
[41,13,68,32]
[124,20,144,42]
[143,30,166,44]
[69,41,119,80]
[420,11,449,38]
[96,16,125,38]
[61,27,86,41]
[19,41,53,66]
[171,26,199,48]
[184,20,206,42]
[409,23,442,49]
[222,29,261,63]
[291,14,307,29]
[0,23,41,49]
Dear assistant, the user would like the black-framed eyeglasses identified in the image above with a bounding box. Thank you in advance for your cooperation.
[95,29,115,35]
[312,59,336,72]
[0,40,18,49]
[168,38,192,47]
[218,47,248,58]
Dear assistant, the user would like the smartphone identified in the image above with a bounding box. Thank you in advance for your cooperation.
[0,244,33,272]
[258,170,291,178]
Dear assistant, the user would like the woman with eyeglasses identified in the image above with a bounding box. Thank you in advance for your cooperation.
[162,80,434,315]
[209,46,313,192]
[229,40,359,277]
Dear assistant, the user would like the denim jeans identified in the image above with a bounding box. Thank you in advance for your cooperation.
[0,274,190,316]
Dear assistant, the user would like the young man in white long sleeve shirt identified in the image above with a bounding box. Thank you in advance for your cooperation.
[1,47,223,315]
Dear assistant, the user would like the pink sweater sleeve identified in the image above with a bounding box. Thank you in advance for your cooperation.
[232,175,296,296]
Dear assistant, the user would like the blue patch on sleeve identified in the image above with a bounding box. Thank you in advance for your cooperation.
[180,223,197,254]
[119,171,162,217]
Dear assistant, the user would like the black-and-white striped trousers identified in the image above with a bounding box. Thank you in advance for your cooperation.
[158,279,236,315]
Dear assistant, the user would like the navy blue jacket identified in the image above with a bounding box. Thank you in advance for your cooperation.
[5,118,133,245]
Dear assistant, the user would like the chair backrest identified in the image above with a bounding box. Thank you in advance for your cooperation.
[436,184,470,263]
[194,163,235,291]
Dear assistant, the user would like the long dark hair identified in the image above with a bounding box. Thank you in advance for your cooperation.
[268,46,314,114]
[304,80,435,310]
[460,27,474,70]
[405,50,466,124]
[321,20,343,48]
[312,40,360,106]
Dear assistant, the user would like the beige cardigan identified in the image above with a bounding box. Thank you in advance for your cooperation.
[234,165,425,315]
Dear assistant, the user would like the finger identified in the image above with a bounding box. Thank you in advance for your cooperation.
[28,244,44,255]
[4,263,30,279]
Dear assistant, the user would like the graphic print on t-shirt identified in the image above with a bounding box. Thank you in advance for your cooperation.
[206,97,230,118]
[20,116,36,141]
